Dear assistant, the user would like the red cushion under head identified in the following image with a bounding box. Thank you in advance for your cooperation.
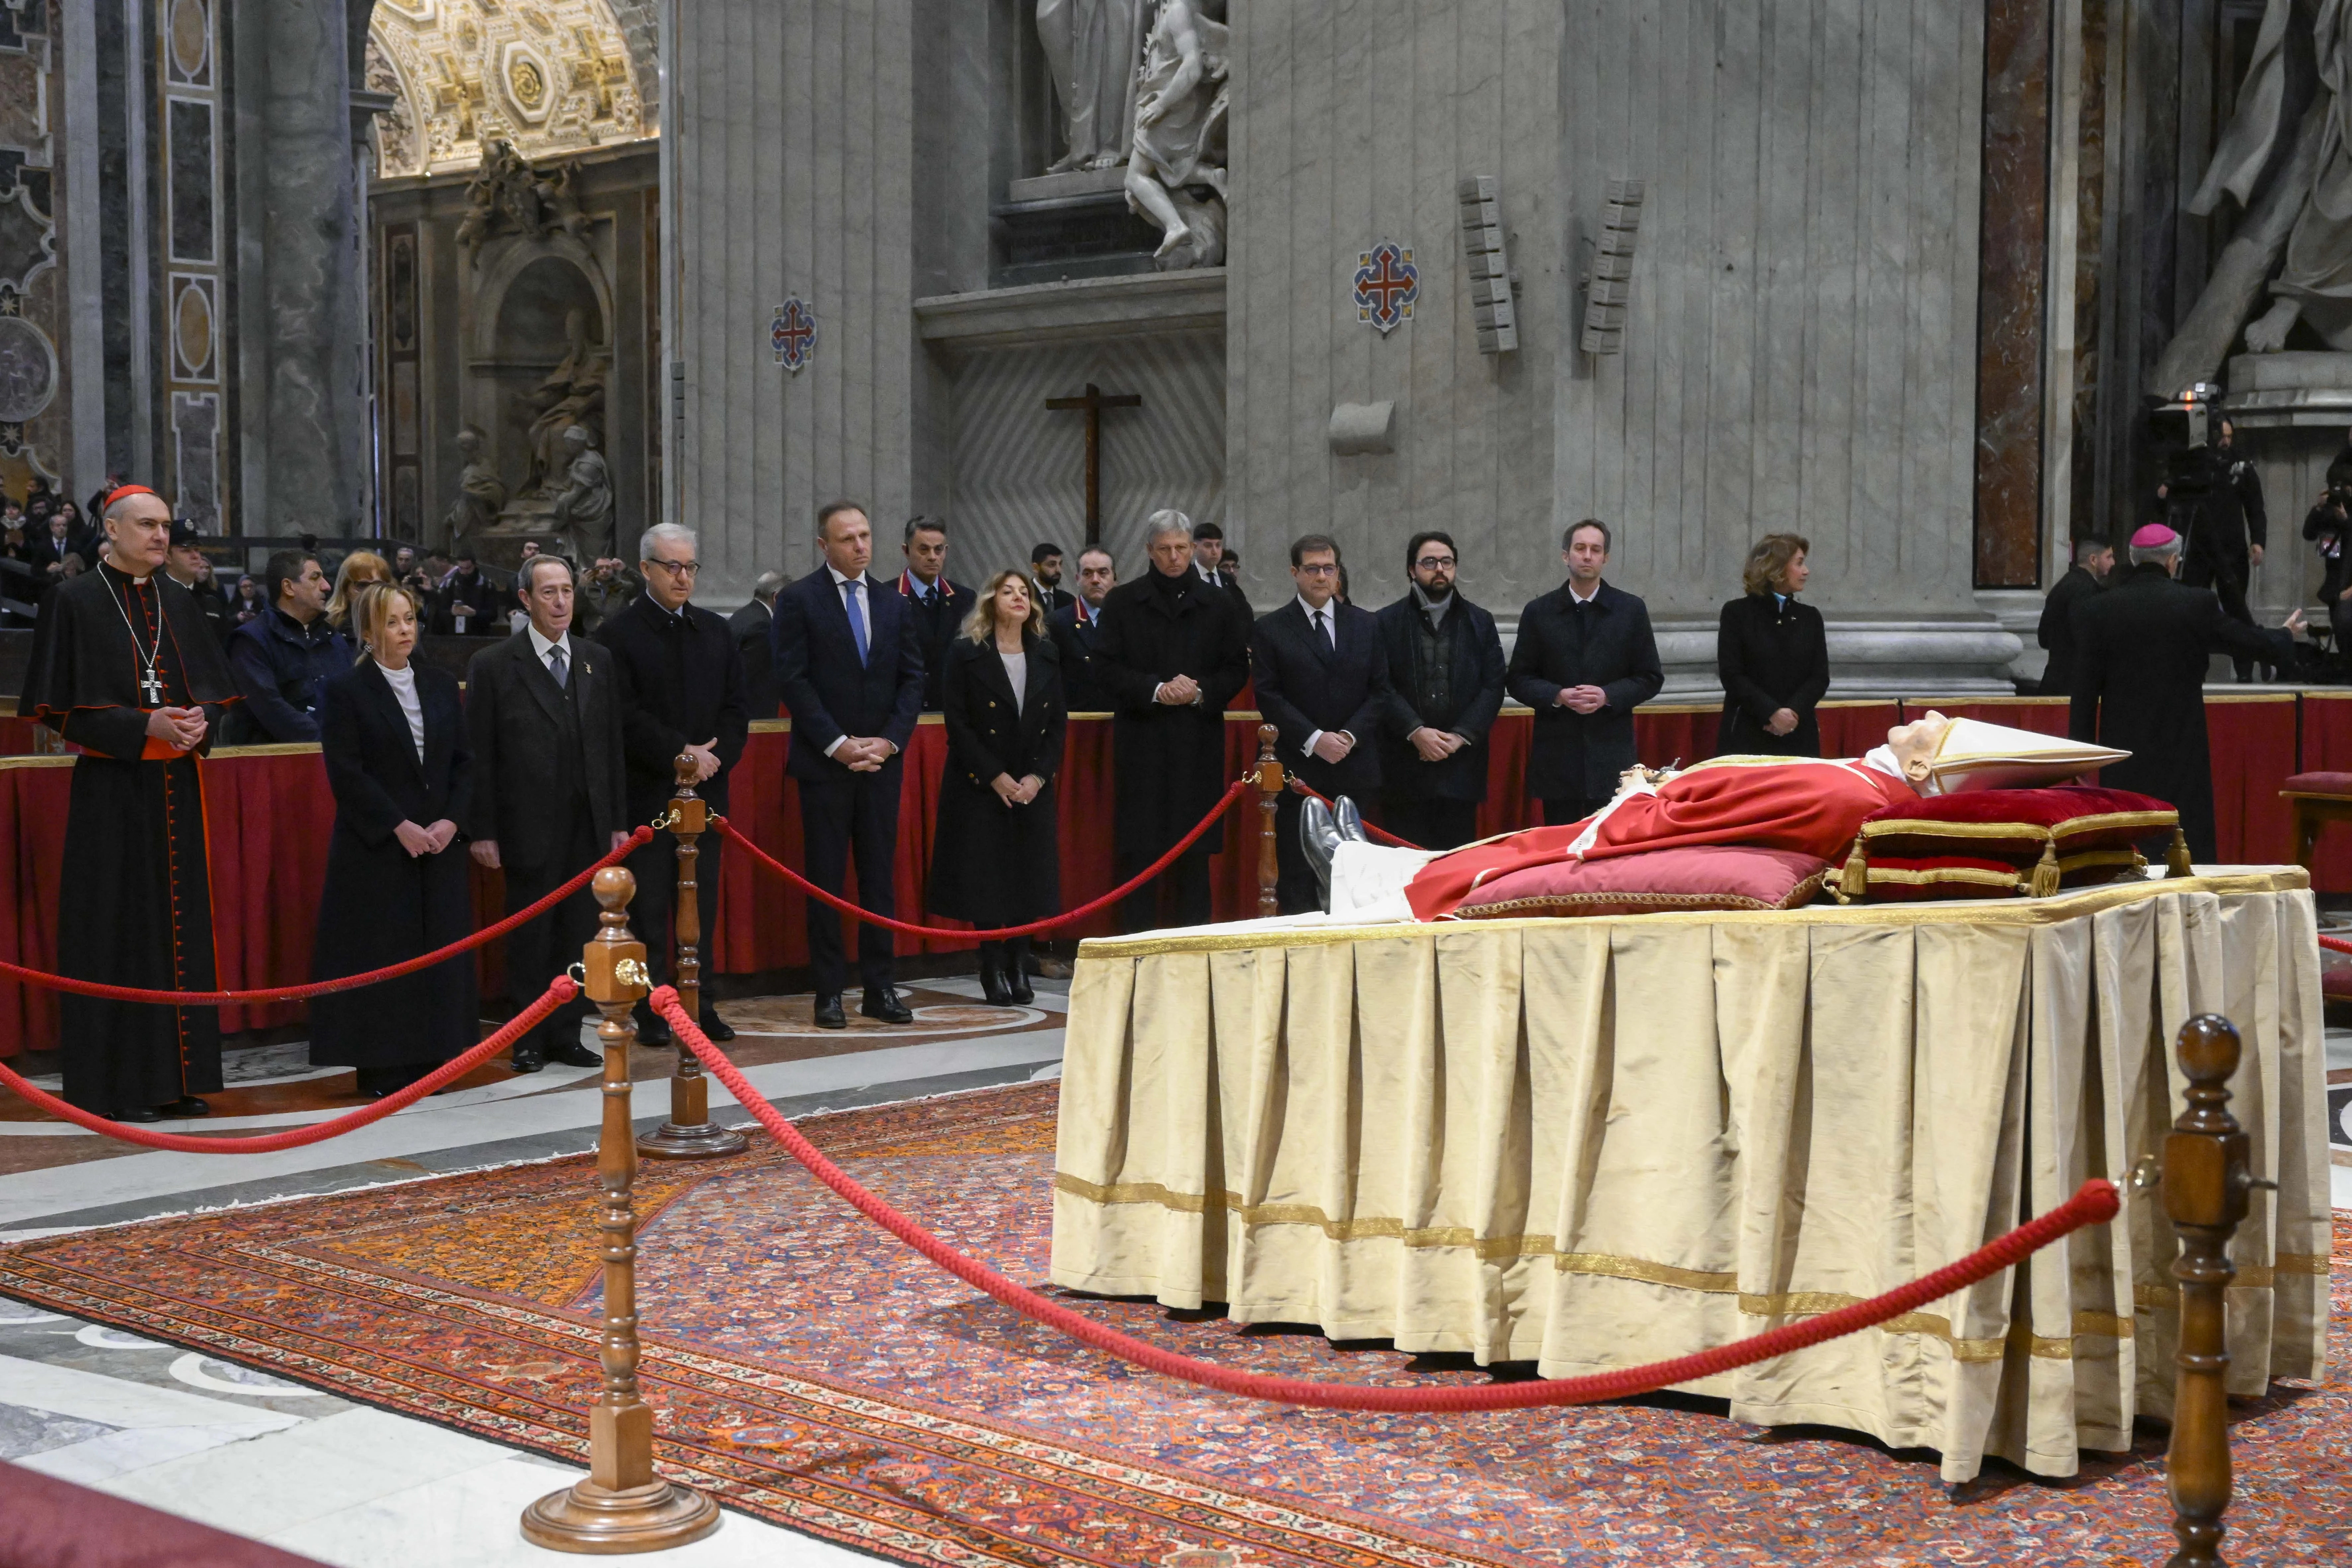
[1452,845,1830,920]
[2285,771,2352,796]
[1858,785,2176,861]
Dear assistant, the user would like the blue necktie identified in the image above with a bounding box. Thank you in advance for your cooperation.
[547,644,568,689]
[843,579,870,665]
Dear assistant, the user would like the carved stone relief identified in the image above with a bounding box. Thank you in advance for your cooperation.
[367,0,647,179]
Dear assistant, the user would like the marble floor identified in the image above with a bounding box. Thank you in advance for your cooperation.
[0,976,1066,1565]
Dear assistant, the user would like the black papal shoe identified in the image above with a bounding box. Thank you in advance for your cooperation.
[162,1095,212,1118]
[1300,797,1341,908]
[546,1039,601,1069]
[699,1011,736,1042]
[1333,796,1369,845]
[862,986,914,1025]
[812,993,847,1030]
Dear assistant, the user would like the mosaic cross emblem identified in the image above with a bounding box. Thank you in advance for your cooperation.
[1353,242,1418,333]
[772,297,816,373]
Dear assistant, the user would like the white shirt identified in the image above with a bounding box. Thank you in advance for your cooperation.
[1293,595,1345,759]
[380,661,425,762]
[821,565,892,761]
[1000,648,1027,716]
[1566,577,1601,606]
[526,622,572,681]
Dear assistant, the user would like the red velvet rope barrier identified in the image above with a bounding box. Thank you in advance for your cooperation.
[653,987,2121,1412]
[1282,778,1426,850]
[2320,933,2352,957]
[0,978,578,1152]
[713,780,1249,939]
[0,828,651,1006]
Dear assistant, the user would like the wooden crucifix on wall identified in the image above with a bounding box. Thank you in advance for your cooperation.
[1045,382,1142,546]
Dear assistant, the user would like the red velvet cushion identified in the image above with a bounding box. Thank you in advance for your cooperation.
[1452,845,1830,920]
[1858,785,2175,861]
[2285,771,2352,797]
[1859,849,2146,902]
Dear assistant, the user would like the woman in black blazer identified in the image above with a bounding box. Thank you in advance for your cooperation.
[309,583,478,1096]
[931,570,1067,1006]
[1716,532,1831,757]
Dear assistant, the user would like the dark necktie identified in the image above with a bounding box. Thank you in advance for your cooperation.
[1312,608,1332,650]
[548,644,568,689]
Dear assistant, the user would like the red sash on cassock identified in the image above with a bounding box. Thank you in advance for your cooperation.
[1404,757,1920,921]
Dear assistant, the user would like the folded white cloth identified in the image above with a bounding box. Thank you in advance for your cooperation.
[1328,840,1440,922]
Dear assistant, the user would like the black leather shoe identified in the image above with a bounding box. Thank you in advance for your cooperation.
[508,1047,546,1074]
[1333,795,1369,844]
[861,986,914,1025]
[812,993,847,1030]
[115,1106,164,1123]
[1299,797,1340,908]
[546,1040,601,1069]
[634,1010,673,1047]
[1006,965,1034,1005]
[979,963,1014,1008]
[699,1012,736,1042]
[162,1096,212,1118]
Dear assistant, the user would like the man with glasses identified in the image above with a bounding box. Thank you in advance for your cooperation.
[596,523,750,1044]
[1249,534,1395,913]
[1373,530,1506,851]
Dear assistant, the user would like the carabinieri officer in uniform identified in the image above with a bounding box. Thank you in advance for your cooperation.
[18,485,241,1121]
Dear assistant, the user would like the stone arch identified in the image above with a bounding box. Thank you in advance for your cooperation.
[468,237,612,499]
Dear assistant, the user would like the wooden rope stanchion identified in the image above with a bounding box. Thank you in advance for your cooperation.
[640,756,748,1160]
[523,867,722,1553]
[2162,1013,2263,1568]
[1253,722,1282,919]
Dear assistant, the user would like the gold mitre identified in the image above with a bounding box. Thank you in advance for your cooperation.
[1926,716,2129,792]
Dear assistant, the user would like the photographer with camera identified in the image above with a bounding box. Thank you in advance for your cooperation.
[2305,488,2352,664]
[2155,413,2268,680]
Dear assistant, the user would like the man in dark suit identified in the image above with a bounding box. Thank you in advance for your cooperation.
[1507,519,1663,824]
[1375,530,1507,851]
[1030,541,1076,613]
[2069,522,2304,862]
[463,556,630,1071]
[729,570,784,717]
[597,523,750,1045]
[1045,546,1116,712]
[2036,533,2110,696]
[773,500,927,1027]
[896,515,972,709]
[1189,519,1252,618]
[1252,535,1395,913]
[434,552,506,637]
[1094,510,1251,931]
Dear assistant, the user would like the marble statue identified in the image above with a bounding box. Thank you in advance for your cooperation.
[548,425,615,560]
[1124,0,1229,269]
[521,308,610,495]
[2159,0,2352,385]
[454,140,591,266]
[443,425,507,542]
[1037,0,1144,174]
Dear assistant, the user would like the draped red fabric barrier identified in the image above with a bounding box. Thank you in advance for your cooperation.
[2300,692,2352,889]
[0,692,2334,1057]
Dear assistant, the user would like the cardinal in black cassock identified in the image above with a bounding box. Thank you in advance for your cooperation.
[19,487,240,1119]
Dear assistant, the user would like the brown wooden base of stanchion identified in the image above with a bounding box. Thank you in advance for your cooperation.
[638,1066,749,1161]
[521,1474,721,1554]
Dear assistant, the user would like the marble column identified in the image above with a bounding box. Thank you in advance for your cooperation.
[1975,0,2052,590]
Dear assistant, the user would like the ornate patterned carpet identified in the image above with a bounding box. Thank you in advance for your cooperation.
[0,1082,2343,1567]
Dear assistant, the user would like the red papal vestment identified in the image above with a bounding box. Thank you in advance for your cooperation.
[1404,756,1921,921]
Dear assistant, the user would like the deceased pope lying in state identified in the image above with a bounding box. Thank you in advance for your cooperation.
[1319,713,2132,924]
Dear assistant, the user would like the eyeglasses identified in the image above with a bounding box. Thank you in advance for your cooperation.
[644,559,701,577]
[1295,562,1339,576]
[1414,556,1456,570]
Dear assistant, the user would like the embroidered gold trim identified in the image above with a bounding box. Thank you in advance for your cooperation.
[206,742,324,758]
[1860,810,2177,844]
[0,754,75,771]
[1454,872,1828,922]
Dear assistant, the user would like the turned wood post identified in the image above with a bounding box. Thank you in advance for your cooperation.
[639,756,747,1160]
[2163,1013,2255,1568]
[1253,722,1282,919]
[522,868,722,1553]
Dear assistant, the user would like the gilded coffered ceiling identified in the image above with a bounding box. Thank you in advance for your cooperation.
[367,0,653,180]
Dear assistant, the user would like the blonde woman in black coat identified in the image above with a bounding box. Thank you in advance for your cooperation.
[309,582,478,1096]
[930,570,1067,1006]
[1716,533,1830,757]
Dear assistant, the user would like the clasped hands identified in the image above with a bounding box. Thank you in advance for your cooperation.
[1407,727,1466,763]
[833,736,894,772]
[1310,730,1355,764]
[1554,684,1608,715]
[1153,674,1202,706]
[990,772,1046,807]
[144,706,207,751]
[681,738,721,782]
[393,819,459,858]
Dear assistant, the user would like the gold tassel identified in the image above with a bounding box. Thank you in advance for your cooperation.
[1837,836,1868,904]
[2028,840,2061,898]
[2166,826,2194,879]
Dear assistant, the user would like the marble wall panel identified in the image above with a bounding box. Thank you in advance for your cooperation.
[1974,0,2052,588]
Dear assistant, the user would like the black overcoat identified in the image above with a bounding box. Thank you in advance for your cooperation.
[2068,561,2296,861]
[596,595,750,821]
[1046,600,1113,713]
[1251,598,1392,798]
[1373,592,1505,804]
[1505,580,1663,801]
[459,631,626,871]
[728,598,780,717]
[898,574,975,709]
[1091,571,1250,862]
[2035,566,2104,696]
[308,662,478,1070]
[1715,592,1830,757]
[929,635,1067,926]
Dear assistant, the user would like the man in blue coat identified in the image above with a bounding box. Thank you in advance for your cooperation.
[225,548,349,743]
[772,500,927,1028]
[1506,519,1663,824]
[1374,531,1506,851]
